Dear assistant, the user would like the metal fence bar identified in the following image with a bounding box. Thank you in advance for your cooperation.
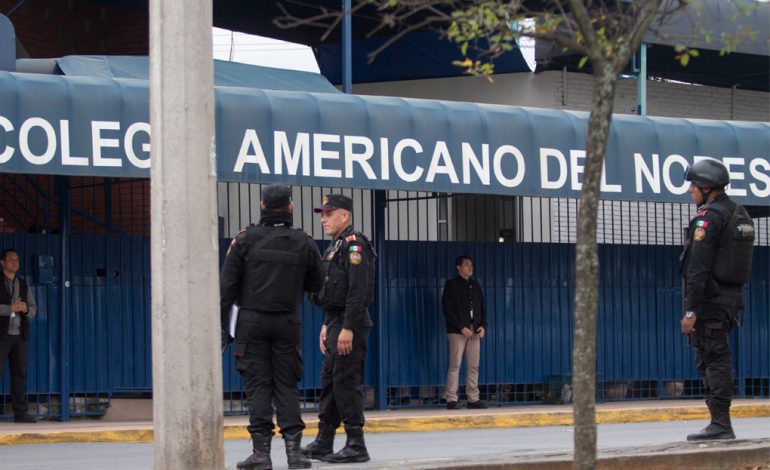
[1,179,767,420]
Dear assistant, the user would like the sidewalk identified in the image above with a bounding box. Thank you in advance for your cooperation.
[0,398,768,446]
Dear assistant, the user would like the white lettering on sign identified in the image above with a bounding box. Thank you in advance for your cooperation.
[540,148,567,190]
[634,153,661,194]
[662,154,690,195]
[20,117,56,165]
[0,113,767,205]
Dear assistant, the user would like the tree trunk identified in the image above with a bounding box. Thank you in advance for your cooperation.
[572,65,617,470]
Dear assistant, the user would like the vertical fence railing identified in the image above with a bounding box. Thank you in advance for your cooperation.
[1,176,767,420]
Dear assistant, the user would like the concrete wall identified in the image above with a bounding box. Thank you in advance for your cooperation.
[352,70,770,122]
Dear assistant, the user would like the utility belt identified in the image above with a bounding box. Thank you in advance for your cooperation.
[239,307,296,317]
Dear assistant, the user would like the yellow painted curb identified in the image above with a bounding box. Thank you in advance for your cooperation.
[0,429,154,445]
[1,403,768,446]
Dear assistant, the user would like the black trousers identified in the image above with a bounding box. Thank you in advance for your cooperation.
[691,319,733,426]
[0,335,29,414]
[317,321,370,429]
[234,310,305,436]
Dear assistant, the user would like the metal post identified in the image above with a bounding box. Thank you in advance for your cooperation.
[342,0,352,94]
[373,190,387,409]
[636,43,647,116]
[149,0,224,468]
[56,175,70,421]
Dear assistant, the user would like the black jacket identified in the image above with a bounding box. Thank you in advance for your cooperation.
[220,211,324,329]
[441,275,486,334]
[0,276,30,341]
[315,225,375,330]
[680,193,744,322]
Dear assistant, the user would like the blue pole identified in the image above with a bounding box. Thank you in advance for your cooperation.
[636,43,647,116]
[373,190,387,409]
[342,0,352,94]
[56,176,71,421]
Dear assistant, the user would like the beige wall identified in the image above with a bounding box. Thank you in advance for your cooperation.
[353,70,770,122]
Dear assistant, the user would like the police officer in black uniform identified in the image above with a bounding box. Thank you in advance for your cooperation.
[680,159,754,441]
[220,184,324,470]
[301,194,375,464]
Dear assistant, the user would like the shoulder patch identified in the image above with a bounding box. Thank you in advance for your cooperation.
[693,227,706,241]
[697,210,708,217]
[345,234,357,243]
[349,251,362,265]
[349,245,362,252]
[695,220,709,228]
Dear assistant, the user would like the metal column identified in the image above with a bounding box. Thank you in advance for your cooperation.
[374,190,387,409]
[56,176,71,421]
[342,0,352,93]
[636,43,647,116]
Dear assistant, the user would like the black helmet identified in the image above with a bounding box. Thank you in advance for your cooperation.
[684,159,729,188]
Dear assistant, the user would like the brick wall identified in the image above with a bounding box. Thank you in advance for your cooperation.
[2,0,148,58]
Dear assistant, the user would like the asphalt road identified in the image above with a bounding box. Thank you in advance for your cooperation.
[1,417,768,469]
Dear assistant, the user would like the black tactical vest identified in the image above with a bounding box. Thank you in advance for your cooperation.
[710,201,755,286]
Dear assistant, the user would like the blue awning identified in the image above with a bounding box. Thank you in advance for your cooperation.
[38,55,342,93]
[0,67,768,205]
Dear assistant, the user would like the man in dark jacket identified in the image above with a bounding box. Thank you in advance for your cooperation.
[301,194,376,464]
[0,248,37,423]
[220,184,324,470]
[680,159,754,441]
[441,255,487,410]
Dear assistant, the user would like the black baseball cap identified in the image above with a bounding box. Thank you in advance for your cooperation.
[261,184,292,209]
[314,194,353,213]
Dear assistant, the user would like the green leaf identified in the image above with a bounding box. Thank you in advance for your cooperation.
[680,54,690,67]
[688,49,699,57]
[578,56,589,69]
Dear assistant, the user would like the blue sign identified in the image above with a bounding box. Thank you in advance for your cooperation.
[1,71,768,205]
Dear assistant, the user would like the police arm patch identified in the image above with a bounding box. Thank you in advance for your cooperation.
[349,251,362,265]
[693,227,706,241]
[345,234,357,243]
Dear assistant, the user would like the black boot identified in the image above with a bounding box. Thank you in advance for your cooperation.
[688,401,735,441]
[687,423,735,441]
[322,425,370,464]
[283,431,311,469]
[301,423,336,460]
[237,433,273,470]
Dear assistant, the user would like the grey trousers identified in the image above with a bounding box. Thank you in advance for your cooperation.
[445,333,481,403]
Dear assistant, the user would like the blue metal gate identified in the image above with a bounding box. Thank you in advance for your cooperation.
[1,179,767,420]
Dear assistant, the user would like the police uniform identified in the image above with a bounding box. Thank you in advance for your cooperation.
[220,184,323,470]
[680,160,754,441]
[303,194,376,464]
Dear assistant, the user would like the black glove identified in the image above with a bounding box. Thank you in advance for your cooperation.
[221,330,234,353]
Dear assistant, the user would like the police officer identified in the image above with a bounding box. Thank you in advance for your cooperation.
[680,159,754,441]
[220,184,324,470]
[301,194,375,464]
